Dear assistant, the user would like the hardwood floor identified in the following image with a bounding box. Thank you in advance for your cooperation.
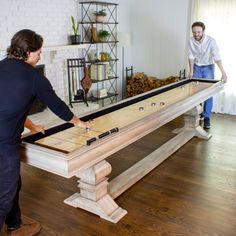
[3,113,236,236]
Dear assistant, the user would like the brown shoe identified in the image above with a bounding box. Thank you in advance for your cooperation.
[6,215,41,236]
[1,229,7,236]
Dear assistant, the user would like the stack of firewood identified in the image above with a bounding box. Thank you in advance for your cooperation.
[126,72,179,97]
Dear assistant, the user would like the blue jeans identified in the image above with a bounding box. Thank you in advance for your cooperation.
[0,144,22,230]
[193,64,215,118]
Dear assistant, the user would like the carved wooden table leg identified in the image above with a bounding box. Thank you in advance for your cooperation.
[64,160,127,223]
[173,105,212,140]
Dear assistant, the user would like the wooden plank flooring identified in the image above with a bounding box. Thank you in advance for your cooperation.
[3,113,236,236]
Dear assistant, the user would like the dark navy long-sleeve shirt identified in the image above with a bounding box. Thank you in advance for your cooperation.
[0,58,74,145]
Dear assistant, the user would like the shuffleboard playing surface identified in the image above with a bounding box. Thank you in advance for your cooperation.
[35,81,211,153]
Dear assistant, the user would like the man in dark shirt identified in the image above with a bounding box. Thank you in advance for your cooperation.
[0,29,90,236]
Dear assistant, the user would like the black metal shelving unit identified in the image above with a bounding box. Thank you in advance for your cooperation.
[79,1,119,107]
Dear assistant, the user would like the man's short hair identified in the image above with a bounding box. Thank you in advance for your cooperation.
[191,21,205,31]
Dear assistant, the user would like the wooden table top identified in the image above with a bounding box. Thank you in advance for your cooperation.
[35,81,211,153]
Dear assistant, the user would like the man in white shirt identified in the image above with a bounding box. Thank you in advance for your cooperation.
[188,21,227,129]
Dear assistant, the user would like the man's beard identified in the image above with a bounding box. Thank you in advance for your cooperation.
[194,35,203,41]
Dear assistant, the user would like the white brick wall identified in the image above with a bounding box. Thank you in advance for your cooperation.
[0,0,82,102]
[0,0,78,46]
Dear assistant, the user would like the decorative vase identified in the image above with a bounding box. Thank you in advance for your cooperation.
[99,36,108,42]
[70,35,81,45]
[96,15,106,23]
[88,49,98,61]
[100,52,108,61]
[91,27,99,43]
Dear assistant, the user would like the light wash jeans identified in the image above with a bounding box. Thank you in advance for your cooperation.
[193,64,215,118]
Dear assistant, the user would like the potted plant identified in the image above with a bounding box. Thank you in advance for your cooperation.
[93,9,107,22]
[98,30,110,42]
[70,16,80,44]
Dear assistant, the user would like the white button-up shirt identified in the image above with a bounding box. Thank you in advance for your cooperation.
[188,35,221,66]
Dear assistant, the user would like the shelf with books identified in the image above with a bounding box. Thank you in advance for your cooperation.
[79,1,119,107]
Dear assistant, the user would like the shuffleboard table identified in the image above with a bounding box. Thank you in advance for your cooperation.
[21,78,224,223]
